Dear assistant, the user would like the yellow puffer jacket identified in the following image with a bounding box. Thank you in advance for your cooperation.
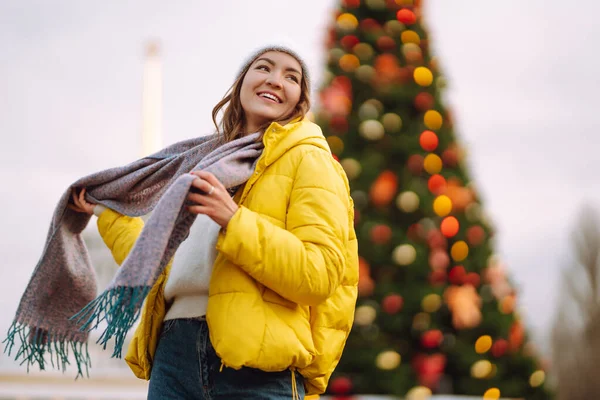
[96,119,358,397]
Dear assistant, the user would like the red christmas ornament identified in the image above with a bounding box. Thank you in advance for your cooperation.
[428,269,447,287]
[407,154,424,175]
[463,272,481,288]
[340,35,360,50]
[419,130,439,151]
[370,170,398,207]
[376,36,396,52]
[421,329,443,349]
[440,216,459,238]
[382,293,404,314]
[353,209,360,225]
[491,338,509,358]
[429,249,450,271]
[448,265,466,285]
[330,376,353,394]
[467,225,486,246]
[397,9,417,24]
[414,92,435,111]
[397,67,412,84]
[360,18,381,33]
[407,223,422,242]
[371,224,393,244]
[427,229,447,250]
[330,116,349,134]
[442,147,459,167]
[428,174,447,194]
[342,0,360,8]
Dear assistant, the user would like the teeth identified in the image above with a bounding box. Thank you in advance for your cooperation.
[260,93,280,103]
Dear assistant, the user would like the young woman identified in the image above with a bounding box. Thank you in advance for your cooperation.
[71,45,358,400]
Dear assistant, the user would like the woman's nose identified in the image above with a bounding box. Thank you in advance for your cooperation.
[266,75,283,89]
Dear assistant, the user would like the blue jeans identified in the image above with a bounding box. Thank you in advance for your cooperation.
[147,318,305,400]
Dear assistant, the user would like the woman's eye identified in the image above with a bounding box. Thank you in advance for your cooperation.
[287,75,299,83]
[256,65,269,71]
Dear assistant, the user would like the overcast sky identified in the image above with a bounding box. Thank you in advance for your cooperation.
[1,0,599,370]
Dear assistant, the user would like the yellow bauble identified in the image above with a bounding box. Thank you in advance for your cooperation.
[326,136,344,155]
[471,360,493,379]
[401,30,421,44]
[354,305,377,326]
[337,13,359,31]
[397,191,419,212]
[393,244,417,266]
[530,370,545,387]
[339,54,360,72]
[424,154,442,174]
[475,335,493,354]
[353,43,374,61]
[451,241,469,261]
[405,386,432,400]
[414,67,433,87]
[483,388,501,400]
[412,312,431,331]
[340,158,362,180]
[381,113,403,133]
[424,110,443,130]
[376,350,401,370]
[422,294,442,313]
[356,65,376,82]
[433,195,452,216]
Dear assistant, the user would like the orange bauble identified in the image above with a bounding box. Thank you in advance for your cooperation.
[397,8,417,24]
[370,170,399,207]
[428,174,447,194]
[440,216,459,237]
[419,130,439,151]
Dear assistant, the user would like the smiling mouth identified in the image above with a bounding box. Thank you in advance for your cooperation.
[257,92,282,103]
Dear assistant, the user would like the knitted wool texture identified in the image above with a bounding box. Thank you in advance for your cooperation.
[5,132,263,377]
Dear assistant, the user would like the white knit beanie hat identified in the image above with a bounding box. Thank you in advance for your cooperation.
[236,39,311,91]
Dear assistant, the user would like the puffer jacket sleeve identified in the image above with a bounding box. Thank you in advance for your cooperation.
[96,208,145,265]
[216,148,350,306]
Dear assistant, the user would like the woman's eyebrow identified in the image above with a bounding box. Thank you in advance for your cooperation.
[255,57,302,75]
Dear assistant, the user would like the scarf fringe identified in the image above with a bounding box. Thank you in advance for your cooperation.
[3,321,91,378]
[70,286,150,359]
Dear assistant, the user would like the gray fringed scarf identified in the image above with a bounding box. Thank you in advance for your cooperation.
[4,132,263,377]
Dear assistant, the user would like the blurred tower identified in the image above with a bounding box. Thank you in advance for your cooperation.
[141,40,163,157]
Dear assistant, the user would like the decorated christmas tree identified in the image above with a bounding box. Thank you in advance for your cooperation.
[315,0,552,398]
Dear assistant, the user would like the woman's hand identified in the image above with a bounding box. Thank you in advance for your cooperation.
[187,171,239,229]
[69,188,96,215]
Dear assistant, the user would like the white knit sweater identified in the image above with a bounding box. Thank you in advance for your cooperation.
[163,214,221,320]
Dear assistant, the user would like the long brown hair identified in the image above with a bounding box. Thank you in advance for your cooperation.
[212,51,311,143]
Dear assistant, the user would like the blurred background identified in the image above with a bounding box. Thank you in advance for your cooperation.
[1,0,599,398]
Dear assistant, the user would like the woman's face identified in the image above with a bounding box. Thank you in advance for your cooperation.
[239,51,303,133]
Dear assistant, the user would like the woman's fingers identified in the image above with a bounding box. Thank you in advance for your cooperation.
[194,171,225,190]
[187,192,211,205]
